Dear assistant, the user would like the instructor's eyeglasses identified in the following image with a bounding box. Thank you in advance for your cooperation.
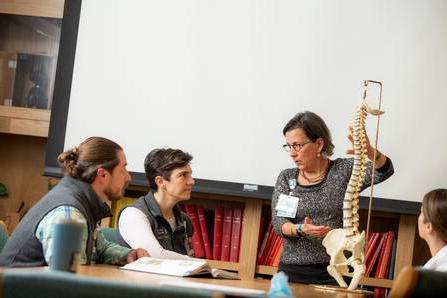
[282,141,313,152]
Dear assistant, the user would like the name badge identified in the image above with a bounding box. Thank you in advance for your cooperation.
[275,193,299,218]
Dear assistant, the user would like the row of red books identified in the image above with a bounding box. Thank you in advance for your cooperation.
[180,204,244,262]
[177,205,398,276]
[365,231,397,279]
[256,222,397,273]
[364,231,397,297]
[256,221,283,266]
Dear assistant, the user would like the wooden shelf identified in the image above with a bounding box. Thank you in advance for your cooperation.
[0,105,51,137]
[207,260,239,271]
[217,200,415,288]
[253,265,393,288]
[256,265,278,275]
[360,276,393,288]
[0,0,64,19]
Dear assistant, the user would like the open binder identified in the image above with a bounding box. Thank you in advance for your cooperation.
[121,257,240,280]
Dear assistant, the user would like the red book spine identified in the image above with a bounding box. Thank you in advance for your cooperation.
[229,208,243,262]
[260,228,278,265]
[257,223,272,265]
[376,231,396,279]
[266,234,282,266]
[365,233,386,277]
[196,205,212,260]
[364,232,380,267]
[184,204,205,258]
[220,207,233,261]
[373,288,386,297]
[213,207,223,260]
[374,232,388,278]
[272,242,283,267]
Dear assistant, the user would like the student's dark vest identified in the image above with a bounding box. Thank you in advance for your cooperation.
[116,193,193,255]
[0,176,112,267]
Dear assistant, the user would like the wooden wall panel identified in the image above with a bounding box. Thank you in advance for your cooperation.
[0,133,53,221]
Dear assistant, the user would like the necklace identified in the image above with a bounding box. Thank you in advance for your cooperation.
[300,171,325,183]
[299,160,329,184]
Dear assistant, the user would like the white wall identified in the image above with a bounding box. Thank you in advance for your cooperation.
[64,0,447,202]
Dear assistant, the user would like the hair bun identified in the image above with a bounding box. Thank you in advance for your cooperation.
[57,147,80,176]
[68,147,79,162]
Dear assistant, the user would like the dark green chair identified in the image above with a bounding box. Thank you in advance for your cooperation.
[389,266,447,298]
[2,270,224,298]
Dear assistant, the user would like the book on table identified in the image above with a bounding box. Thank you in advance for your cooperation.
[121,257,240,280]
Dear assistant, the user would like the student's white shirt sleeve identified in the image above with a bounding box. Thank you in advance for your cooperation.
[118,207,189,260]
[423,245,447,272]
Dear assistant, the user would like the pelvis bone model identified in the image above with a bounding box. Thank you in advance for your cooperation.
[322,81,383,290]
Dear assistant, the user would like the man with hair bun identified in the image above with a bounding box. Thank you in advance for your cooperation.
[0,137,148,267]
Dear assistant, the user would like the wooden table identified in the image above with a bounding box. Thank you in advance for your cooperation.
[2,265,369,297]
[78,265,368,297]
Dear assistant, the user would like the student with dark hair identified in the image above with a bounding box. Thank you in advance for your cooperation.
[271,111,394,284]
[0,137,148,267]
[117,148,195,259]
[418,189,447,271]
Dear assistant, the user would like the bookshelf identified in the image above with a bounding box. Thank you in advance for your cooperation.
[257,201,417,289]
[0,0,62,115]
[111,190,424,288]
[170,191,263,280]
[0,0,63,223]
[253,201,420,289]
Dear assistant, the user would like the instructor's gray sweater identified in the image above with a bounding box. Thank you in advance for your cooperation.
[271,157,394,265]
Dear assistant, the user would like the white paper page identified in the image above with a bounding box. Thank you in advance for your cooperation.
[121,257,208,277]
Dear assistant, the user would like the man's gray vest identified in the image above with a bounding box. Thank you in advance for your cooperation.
[0,176,112,267]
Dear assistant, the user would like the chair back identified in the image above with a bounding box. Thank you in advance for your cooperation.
[2,270,224,298]
[0,220,9,252]
[389,266,447,298]
[110,197,136,227]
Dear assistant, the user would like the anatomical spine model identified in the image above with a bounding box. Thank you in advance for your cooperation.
[322,83,384,290]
